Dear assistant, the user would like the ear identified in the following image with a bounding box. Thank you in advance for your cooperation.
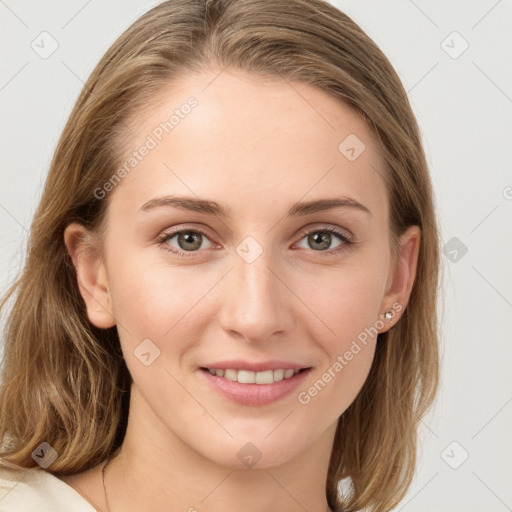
[63,222,116,329]
[378,225,420,333]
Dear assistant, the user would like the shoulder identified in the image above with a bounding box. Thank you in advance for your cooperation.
[0,465,96,512]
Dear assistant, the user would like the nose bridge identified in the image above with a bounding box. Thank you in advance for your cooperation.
[219,236,293,341]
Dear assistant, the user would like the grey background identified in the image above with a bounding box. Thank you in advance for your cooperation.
[1,1,511,510]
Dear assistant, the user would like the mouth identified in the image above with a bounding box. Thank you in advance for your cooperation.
[198,366,313,407]
[199,367,311,385]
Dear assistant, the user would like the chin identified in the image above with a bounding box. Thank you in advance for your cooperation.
[197,435,303,471]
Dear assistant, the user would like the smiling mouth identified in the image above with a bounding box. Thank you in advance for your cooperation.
[200,367,310,385]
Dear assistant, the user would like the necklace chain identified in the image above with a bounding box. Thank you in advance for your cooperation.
[102,455,112,512]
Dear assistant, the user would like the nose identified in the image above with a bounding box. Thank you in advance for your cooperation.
[218,244,295,343]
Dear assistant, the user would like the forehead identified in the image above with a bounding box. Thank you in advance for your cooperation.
[109,67,388,223]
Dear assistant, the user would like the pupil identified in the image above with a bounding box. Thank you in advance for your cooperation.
[179,231,201,251]
[310,231,330,251]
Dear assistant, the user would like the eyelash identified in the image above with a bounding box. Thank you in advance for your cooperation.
[156,225,354,259]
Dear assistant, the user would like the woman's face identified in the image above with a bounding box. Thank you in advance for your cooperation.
[70,68,418,469]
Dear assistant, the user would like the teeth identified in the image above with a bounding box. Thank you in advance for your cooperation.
[273,369,284,382]
[224,369,237,381]
[207,368,302,384]
[284,369,295,379]
[254,370,275,384]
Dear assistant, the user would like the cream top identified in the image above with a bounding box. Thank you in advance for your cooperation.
[0,466,96,511]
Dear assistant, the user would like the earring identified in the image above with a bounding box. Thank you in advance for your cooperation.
[384,309,395,323]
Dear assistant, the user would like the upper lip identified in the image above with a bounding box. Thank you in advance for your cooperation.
[200,360,312,372]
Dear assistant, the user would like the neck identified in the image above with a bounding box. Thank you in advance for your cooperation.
[104,385,336,512]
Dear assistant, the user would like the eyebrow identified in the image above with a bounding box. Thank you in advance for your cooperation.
[139,195,372,218]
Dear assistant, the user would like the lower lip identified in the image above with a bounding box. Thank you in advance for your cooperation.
[198,368,312,406]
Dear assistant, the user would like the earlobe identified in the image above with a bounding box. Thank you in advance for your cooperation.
[63,222,116,329]
[379,225,421,332]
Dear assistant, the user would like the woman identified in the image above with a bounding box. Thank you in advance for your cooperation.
[0,0,440,510]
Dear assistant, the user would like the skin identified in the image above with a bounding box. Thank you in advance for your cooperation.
[62,67,420,512]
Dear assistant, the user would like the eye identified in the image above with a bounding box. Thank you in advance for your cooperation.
[295,226,353,255]
[157,228,214,258]
[156,224,354,259]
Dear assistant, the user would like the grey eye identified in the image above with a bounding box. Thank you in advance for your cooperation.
[296,230,343,251]
[166,230,213,252]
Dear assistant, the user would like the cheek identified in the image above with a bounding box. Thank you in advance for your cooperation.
[108,249,203,332]
[297,257,387,342]
[107,259,207,407]
[107,252,221,376]
[291,259,386,410]
[296,279,380,420]
[299,343,375,424]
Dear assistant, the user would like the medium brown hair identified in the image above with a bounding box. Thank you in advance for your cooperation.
[0,1,441,510]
